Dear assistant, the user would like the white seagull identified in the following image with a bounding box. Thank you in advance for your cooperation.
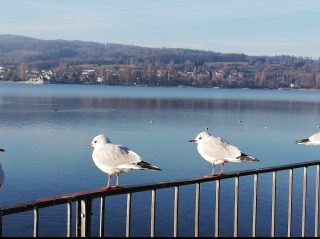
[296,131,320,145]
[0,148,5,188]
[87,134,161,189]
[189,131,258,176]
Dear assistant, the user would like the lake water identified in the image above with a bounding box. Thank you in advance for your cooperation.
[0,83,320,236]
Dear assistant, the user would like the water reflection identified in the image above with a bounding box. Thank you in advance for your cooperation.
[2,94,320,112]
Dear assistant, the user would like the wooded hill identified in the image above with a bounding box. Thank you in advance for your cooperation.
[0,34,303,67]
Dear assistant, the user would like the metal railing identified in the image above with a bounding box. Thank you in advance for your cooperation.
[0,160,320,237]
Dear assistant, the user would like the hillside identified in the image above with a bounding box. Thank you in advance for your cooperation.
[0,34,254,66]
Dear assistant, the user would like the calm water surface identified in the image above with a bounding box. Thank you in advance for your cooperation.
[1,83,320,236]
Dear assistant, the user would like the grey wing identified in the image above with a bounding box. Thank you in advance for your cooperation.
[93,144,142,168]
[203,136,241,160]
[117,145,143,164]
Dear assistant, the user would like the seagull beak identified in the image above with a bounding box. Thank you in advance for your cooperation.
[189,139,197,143]
[85,144,93,148]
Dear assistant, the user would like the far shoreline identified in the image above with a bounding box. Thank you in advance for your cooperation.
[0,80,320,92]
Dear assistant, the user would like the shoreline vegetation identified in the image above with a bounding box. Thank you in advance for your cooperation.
[1,34,320,90]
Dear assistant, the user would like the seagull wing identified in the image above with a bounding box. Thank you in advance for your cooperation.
[93,144,143,168]
[199,136,242,162]
[115,145,160,170]
[115,145,143,165]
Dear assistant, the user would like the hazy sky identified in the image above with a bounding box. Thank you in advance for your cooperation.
[0,0,319,58]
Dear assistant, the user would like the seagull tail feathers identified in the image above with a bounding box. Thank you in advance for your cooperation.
[239,153,259,162]
[296,138,309,144]
[137,161,161,171]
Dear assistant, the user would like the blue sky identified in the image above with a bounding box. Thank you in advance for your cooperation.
[0,0,319,58]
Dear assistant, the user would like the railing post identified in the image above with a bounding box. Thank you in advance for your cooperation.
[234,177,239,237]
[287,169,293,237]
[0,213,3,237]
[316,165,320,237]
[80,198,92,237]
[233,177,239,237]
[33,207,39,237]
[215,180,220,237]
[100,197,106,237]
[173,186,179,237]
[126,193,132,237]
[76,201,81,237]
[195,183,200,237]
[302,167,307,237]
[252,174,258,237]
[150,190,156,237]
[271,171,276,237]
[67,202,72,237]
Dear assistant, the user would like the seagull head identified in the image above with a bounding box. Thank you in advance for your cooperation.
[86,134,111,148]
[189,131,210,143]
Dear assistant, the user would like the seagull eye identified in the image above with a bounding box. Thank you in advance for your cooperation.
[199,137,202,140]
[94,141,97,143]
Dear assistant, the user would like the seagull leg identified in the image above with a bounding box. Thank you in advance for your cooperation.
[105,175,111,190]
[113,173,120,189]
[210,164,216,176]
[217,163,225,176]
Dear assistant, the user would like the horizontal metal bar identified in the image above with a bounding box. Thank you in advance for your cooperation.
[1,160,320,216]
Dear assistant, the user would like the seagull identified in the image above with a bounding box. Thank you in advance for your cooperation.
[189,131,258,176]
[0,148,5,188]
[87,134,161,189]
[296,132,320,145]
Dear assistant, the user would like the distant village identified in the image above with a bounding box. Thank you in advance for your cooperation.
[0,60,318,89]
